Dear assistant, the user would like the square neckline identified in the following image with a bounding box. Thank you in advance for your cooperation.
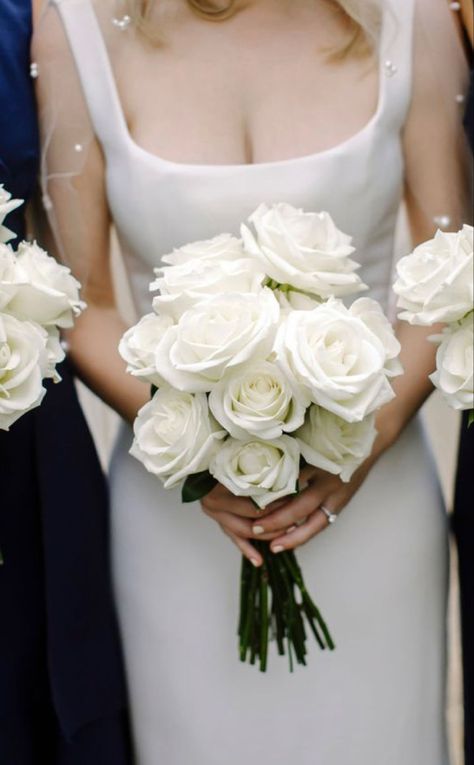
[65,0,390,173]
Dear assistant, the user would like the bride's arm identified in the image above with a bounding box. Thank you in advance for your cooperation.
[32,11,149,423]
[228,0,472,554]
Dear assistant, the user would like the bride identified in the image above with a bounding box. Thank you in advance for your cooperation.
[34,0,469,762]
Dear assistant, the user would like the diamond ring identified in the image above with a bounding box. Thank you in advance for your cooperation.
[320,505,337,525]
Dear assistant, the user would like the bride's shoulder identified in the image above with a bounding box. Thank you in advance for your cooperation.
[32,0,117,54]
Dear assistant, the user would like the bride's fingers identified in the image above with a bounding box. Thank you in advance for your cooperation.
[202,507,280,542]
[223,530,263,567]
[251,483,330,536]
[203,486,269,519]
[269,503,338,552]
[298,464,323,484]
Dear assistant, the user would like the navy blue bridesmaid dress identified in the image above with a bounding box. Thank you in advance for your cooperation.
[453,64,474,765]
[0,2,133,763]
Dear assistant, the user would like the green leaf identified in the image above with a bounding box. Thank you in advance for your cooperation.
[468,410,474,428]
[181,471,217,503]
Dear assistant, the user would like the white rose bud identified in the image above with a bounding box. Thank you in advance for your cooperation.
[394,225,474,325]
[130,389,226,488]
[429,314,474,411]
[8,241,86,328]
[209,435,300,509]
[0,313,47,430]
[0,186,23,244]
[151,257,265,321]
[275,297,400,422]
[296,405,377,483]
[161,233,246,266]
[209,360,309,441]
[119,312,174,387]
[241,203,367,299]
[154,288,280,393]
[0,243,18,309]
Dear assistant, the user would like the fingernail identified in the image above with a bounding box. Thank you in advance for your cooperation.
[272,545,284,554]
[250,558,260,567]
[286,526,297,534]
[253,525,265,535]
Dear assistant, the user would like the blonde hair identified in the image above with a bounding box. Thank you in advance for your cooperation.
[127,0,382,56]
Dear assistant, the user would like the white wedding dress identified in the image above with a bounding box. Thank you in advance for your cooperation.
[52,1,450,763]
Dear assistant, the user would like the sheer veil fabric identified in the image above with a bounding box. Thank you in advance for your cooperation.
[32,2,471,764]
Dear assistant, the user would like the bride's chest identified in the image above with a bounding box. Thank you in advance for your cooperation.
[115,27,378,166]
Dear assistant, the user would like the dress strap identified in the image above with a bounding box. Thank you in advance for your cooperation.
[377,0,416,131]
[52,0,128,149]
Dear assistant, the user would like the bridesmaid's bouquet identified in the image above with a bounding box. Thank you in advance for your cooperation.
[394,225,473,419]
[120,203,402,671]
[0,186,85,430]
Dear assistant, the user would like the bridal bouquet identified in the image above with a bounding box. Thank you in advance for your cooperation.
[394,225,473,419]
[120,202,402,671]
[0,186,85,430]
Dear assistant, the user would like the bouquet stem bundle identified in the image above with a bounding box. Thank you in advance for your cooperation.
[183,470,334,671]
[239,542,334,672]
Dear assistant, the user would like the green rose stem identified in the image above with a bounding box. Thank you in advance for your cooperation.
[182,472,335,671]
[284,551,335,650]
[239,562,258,662]
[259,567,269,672]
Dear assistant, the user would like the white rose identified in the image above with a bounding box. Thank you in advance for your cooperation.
[209,435,300,509]
[154,288,280,393]
[119,312,174,387]
[349,297,403,377]
[241,203,367,299]
[209,360,309,441]
[151,257,265,320]
[0,186,23,244]
[430,314,473,411]
[8,241,86,328]
[275,297,400,422]
[0,243,18,309]
[161,233,246,266]
[274,287,322,313]
[130,388,226,488]
[296,405,377,483]
[0,313,47,430]
[394,225,474,325]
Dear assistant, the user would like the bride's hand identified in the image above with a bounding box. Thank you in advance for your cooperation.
[201,410,398,561]
[247,459,376,554]
[201,484,284,567]
[249,419,397,553]
[201,438,383,564]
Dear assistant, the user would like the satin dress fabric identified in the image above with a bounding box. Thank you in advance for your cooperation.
[0,2,132,763]
[55,0,450,763]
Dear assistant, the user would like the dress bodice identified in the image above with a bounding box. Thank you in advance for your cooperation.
[53,0,414,319]
[0,0,39,239]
